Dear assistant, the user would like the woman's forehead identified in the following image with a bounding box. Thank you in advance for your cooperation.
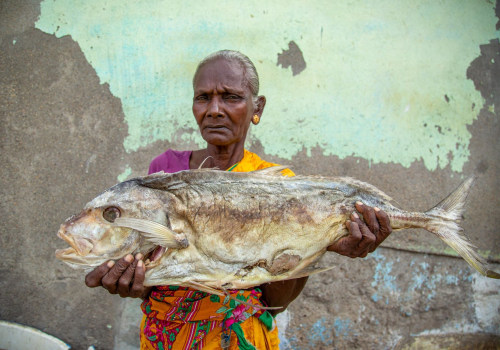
[194,59,248,92]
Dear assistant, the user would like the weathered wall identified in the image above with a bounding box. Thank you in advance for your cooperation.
[1,1,499,349]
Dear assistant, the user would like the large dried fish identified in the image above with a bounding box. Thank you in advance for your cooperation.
[56,167,499,294]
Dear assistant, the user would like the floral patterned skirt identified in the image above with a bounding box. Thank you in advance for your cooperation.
[140,286,279,350]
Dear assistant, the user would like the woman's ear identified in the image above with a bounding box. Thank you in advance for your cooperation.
[254,95,266,118]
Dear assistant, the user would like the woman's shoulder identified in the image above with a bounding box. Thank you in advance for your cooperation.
[148,149,192,174]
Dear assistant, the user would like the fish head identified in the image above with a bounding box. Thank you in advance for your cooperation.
[56,180,161,269]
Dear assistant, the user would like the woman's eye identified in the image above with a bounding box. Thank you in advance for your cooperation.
[195,95,208,101]
[103,206,121,223]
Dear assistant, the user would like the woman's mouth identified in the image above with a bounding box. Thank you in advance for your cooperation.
[204,124,229,130]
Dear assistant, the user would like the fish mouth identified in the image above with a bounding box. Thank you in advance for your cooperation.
[55,246,77,259]
[55,246,103,267]
[143,246,167,268]
[57,227,94,256]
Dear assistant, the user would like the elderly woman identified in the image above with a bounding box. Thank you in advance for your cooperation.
[86,50,392,349]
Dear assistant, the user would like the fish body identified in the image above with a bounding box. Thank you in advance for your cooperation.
[56,167,499,291]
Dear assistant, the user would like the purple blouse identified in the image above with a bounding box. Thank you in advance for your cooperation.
[148,149,192,175]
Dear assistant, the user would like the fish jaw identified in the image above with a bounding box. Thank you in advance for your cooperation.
[57,226,94,256]
[55,208,146,267]
[54,247,104,269]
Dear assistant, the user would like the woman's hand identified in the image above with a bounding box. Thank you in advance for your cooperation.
[327,202,392,258]
[84,254,152,299]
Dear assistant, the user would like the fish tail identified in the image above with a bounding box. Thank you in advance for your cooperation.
[424,176,499,279]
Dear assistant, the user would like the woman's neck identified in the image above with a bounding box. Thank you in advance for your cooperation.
[190,144,245,170]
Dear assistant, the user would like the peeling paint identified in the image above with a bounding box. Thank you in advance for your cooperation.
[370,251,399,304]
[277,41,306,76]
[333,317,353,338]
[35,1,498,172]
[309,318,333,345]
[466,38,500,116]
[117,165,132,182]
[472,275,500,333]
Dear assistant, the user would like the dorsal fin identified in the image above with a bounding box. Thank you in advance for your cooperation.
[136,172,186,191]
[253,166,290,177]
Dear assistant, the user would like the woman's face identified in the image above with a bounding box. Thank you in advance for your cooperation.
[192,58,262,147]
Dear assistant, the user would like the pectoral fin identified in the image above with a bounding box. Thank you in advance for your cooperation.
[113,217,189,249]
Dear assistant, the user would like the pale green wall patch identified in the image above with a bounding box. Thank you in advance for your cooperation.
[117,166,132,182]
[36,0,498,172]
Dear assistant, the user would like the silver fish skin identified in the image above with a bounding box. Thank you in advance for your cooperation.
[56,167,499,292]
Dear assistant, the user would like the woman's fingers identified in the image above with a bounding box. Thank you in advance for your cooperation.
[329,202,393,258]
[328,217,375,258]
[350,212,376,256]
[117,258,138,297]
[85,260,113,288]
[102,254,134,294]
[374,207,392,249]
[130,260,147,298]
[355,202,379,236]
[84,253,148,298]
[117,254,144,298]
[355,203,392,252]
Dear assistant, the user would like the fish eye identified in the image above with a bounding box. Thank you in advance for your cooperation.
[102,206,121,223]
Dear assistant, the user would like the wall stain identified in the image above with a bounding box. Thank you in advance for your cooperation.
[475,159,489,174]
[466,38,500,116]
[277,41,306,76]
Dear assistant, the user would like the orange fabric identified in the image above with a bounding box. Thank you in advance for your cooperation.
[140,150,291,350]
[230,149,295,177]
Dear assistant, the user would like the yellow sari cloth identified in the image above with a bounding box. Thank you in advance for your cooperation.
[140,150,293,350]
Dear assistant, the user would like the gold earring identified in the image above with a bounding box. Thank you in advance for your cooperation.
[252,115,260,125]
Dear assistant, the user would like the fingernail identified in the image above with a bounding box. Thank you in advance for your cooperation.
[107,261,115,268]
[352,212,359,219]
[125,254,134,263]
[135,253,143,260]
[356,201,363,206]
[374,207,380,212]
[137,260,144,269]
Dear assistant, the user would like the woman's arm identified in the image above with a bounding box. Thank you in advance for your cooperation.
[259,277,309,316]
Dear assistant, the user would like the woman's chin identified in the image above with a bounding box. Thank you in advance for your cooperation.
[202,134,237,147]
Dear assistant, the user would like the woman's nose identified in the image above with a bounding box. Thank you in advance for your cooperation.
[207,96,223,117]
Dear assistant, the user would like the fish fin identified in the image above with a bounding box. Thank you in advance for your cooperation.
[185,281,282,311]
[283,265,336,280]
[144,171,166,176]
[426,176,475,221]
[184,281,226,297]
[113,217,189,249]
[340,176,394,203]
[424,176,499,279]
[136,172,187,191]
[253,166,290,177]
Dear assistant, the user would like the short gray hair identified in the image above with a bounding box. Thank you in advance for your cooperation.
[193,50,260,104]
